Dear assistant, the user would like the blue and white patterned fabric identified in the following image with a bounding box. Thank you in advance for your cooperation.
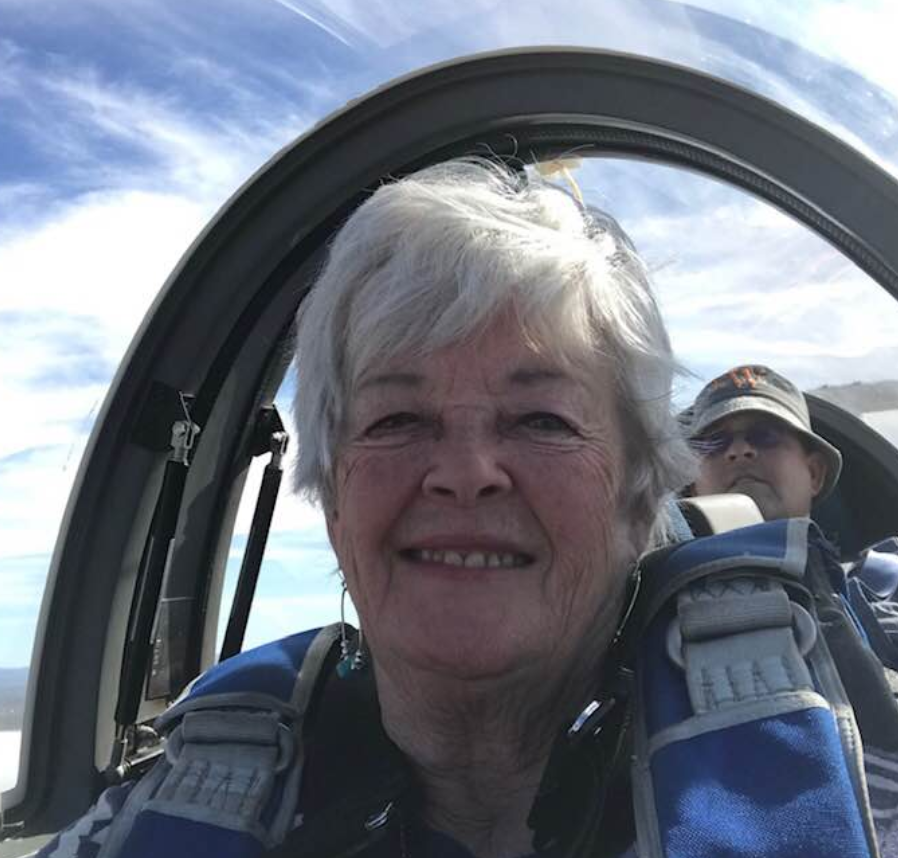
[33,522,898,858]
[866,746,898,855]
[37,782,135,858]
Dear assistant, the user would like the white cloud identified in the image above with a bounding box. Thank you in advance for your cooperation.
[810,3,898,93]
[267,0,356,47]
[0,191,208,330]
[0,556,49,612]
[0,450,89,559]
[0,182,50,220]
[284,0,502,48]
[0,190,211,560]
[710,0,898,104]
[676,0,898,169]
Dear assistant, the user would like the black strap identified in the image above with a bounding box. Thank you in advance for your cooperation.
[293,623,345,730]
[807,540,898,752]
[529,601,639,858]
[846,578,898,670]
[528,690,634,858]
[264,636,413,857]
[528,570,643,858]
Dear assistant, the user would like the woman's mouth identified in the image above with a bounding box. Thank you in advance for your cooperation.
[400,548,533,569]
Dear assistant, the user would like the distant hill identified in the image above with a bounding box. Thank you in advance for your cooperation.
[809,380,898,415]
[0,668,28,731]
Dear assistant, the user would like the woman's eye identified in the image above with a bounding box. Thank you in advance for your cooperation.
[364,412,421,436]
[519,412,576,434]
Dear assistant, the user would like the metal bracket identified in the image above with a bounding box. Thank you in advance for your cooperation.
[169,419,201,465]
[132,381,196,452]
[248,405,287,458]
[269,431,289,468]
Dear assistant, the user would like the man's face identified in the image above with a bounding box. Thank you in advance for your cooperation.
[692,412,827,520]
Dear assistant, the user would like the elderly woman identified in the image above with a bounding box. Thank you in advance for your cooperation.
[37,161,892,858]
[286,160,693,857]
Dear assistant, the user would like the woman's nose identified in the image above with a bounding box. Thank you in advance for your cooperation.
[421,432,513,505]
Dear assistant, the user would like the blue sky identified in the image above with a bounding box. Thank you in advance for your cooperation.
[3,0,898,670]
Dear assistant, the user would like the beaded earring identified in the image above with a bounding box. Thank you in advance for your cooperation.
[337,578,367,677]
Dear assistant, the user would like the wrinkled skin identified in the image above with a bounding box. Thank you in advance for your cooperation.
[326,314,637,688]
[693,412,826,520]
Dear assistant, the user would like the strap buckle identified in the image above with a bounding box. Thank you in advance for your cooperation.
[667,601,817,669]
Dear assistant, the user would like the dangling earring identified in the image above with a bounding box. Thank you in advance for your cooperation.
[338,578,367,677]
[339,579,352,662]
[352,626,367,672]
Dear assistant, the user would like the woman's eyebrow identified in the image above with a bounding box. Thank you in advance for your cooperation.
[355,367,575,393]
[506,367,573,388]
[356,371,423,393]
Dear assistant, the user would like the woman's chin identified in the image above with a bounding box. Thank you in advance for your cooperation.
[376,603,539,681]
[389,643,527,682]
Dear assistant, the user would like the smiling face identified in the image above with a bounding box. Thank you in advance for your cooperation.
[326,314,635,684]
[692,412,827,520]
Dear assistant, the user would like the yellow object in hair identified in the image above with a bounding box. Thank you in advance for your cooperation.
[535,158,584,205]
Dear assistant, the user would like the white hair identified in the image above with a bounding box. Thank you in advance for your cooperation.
[292,159,696,547]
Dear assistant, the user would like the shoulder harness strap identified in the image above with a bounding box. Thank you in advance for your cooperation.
[632,518,880,858]
[96,625,343,858]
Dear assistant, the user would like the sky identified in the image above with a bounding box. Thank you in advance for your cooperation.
[2,0,898,684]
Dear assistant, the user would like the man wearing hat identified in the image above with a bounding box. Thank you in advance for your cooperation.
[686,367,898,841]
[687,364,843,521]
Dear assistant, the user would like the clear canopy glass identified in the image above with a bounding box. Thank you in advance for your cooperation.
[3,0,898,793]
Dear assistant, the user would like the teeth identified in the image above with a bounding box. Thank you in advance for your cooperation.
[410,549,527,568]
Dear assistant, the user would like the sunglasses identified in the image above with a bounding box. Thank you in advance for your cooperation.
[690,421,789,457]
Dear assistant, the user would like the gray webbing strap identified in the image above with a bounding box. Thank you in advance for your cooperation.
[669,577,815,714]
[156,709,292,818]
[99,626,346,853]
[291,623,343,714]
